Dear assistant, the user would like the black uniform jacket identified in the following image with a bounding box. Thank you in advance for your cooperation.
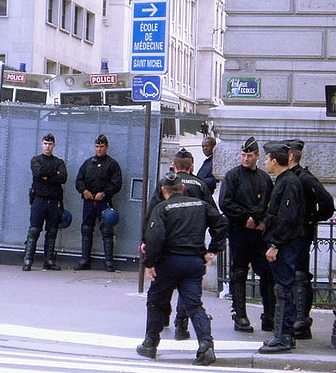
[142,171,217,241]
[76,154,122,201]
[31,154,67,200]
[219,165,273,226]
[263,169,305,248]
[143,194,228,268]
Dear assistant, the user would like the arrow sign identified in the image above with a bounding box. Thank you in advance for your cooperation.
[134,2,166,18]
[131,0,169,74]
[142,3,158,17]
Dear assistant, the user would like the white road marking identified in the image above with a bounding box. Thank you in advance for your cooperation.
[0,323,262,351]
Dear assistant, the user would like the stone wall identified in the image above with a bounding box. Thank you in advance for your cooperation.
[210,0,336,198]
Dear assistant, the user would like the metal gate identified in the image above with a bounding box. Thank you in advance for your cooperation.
[217,220,336,307]
[0,104,162,262]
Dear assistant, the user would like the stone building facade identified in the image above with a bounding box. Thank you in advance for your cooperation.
[211,0,336,197]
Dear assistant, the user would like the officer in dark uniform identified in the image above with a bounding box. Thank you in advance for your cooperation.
[141,148,217,340]
[259,142,305,353]
[137,171,228,366]
[219,137,275,332]
[286,139,322,339]
[197,137,218,195]
[23,133,67,271]
[74,134,122,272]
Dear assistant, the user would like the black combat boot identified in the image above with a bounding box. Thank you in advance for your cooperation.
[74,228,92,270]
[260,278,275,332]
[259,284,294,354]
[174,317,190,340]
[136,336,160,359]
[43,231,61,270]
[294,271,313,339]
[22,227,40,271]
[231,269,253,332]
[192,340,216,366]
[103,237,115,272]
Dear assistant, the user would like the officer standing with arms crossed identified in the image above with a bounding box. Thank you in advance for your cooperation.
[259,142,305,353]
[74,134,122,272]
[23,133,67,271]
[219,137,275,332]
[137,171,228,366]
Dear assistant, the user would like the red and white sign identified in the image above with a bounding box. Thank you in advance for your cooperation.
[4,71,27,83]
[90,74,117,85]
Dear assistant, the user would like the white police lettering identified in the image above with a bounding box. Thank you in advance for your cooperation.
[181,179,202,186]
[165,201,203,211]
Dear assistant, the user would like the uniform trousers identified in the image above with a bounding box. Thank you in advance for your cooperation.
[146,254,212,344]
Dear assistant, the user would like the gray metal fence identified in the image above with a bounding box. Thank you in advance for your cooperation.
[217,220,336,307]
[0,103,162,261]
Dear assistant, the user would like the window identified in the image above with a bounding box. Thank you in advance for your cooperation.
[72,68,81,74]
[0,0,7,16]
[0,54,5,63]
[60,64,70,74]
[73,4,83,38]
[46,59,57,74]
[61,0,71,31]
[47,0,59,25]
[85,10,95,42]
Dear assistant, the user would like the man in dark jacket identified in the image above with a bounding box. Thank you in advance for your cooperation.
[137,172,228,366]
[74,134,122,272]
[197,137,218,194]
[23,133,67,271]
[286,139,334,340]
[141,148,217,340]
[219,137,275,333]
[259,142,305,353]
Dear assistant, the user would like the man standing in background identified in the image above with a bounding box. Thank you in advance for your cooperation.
[23,133,67,271]
[219,137,275,333]
[197,137,218,195]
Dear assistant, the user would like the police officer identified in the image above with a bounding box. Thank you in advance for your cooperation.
[74,134,122,272]
[286,139,324,339]
[197,137,218,195]
[137,172,228,366]
[23,133,67,271]
[141,148,217,340]
[219,137,275,332]
[259,142,305,353]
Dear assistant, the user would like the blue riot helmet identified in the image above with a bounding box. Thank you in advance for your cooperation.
[101,208,119,226]
[59,209,73,229]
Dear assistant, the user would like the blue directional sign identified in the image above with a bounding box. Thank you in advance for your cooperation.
[131,0,169,74]
[132,75,161,102]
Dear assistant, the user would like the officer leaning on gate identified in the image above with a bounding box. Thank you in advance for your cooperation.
[137,171,228,366]
[74,134,122,272]
[23,133,67,271]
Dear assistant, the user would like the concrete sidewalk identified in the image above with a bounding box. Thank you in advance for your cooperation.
[0,265,334,372]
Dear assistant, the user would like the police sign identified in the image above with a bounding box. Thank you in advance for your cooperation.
[131,0,169,74]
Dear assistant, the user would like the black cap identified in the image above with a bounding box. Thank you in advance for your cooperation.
[263,142,290,155]
[95,134,108,145]
[162,171,182,186]
[175,147,193,159]
[286,139,304,151]
[43,133,55,143]
[241,137,259,153]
